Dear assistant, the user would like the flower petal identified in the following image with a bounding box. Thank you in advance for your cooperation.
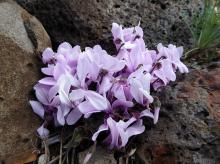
[129,78,143,104]
[57,107,65,125]
[66,108,82,125]
[99,75,113,94]
[39,77,56,86]
[139,88,154,103]
[85,91,108,111]
[78,101,100,117]
[140,109,154,119]
[48,85,59,102]
[34,86,49,105]
[126,119,145,139]
[92,124,108,141]
[37,124,49,138]
[29,101,44,119]
[42,48,54,64]
[107,117,119,149]
[41,65,54,76]
[69,89,85,102]
[154,107,160,124]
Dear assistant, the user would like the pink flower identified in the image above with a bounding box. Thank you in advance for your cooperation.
[92,117,145,149]
[29,22,188,146]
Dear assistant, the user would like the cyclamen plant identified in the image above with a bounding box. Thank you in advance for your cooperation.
[30,23,188,149]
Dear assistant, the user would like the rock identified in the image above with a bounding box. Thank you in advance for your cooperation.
[79,146,116,164]
[135,68,220,163]
[38,154,47,164]
[0,0,51,161]
[17,0,203,51]
[4,150,37,164]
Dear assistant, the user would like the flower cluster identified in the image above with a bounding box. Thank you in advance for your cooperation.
[30,23,188,149]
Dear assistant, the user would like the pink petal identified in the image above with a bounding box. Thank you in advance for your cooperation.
[42,48,54,64]
[140,109,154,119]
[57,42,72,56]
[92,124,108,141]
[53,63,67,80]
[102,54,125,73]
[99,75,113,94]
[50,96,60,107]
[59,87,70,105]
[112,99,134,109]
[129,79,143,104]
[112,84,126,100]
[78,101,99,117]
[39,77,56,86]
[126,119,145,138]
[29,101,44,119]
[57,107,65,125]
[35,87,49,105]
[117,123,128,148]
[41,65,54,76]
[154,107,160,124]
[139,88,154,103]
[111,23,124,43]
[77,55,90,87]
[85,91,108,111]
[107,117,119,149]
[66,108,82,125]
[37,124,49,137]
[69,89,85,102]
[48,85,59,102]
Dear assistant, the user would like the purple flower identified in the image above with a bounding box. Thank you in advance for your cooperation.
[69,89,108,118]
[128,67,153,105]
[92,117,145,149]
[157,43,189,73]
[30,22,189,146]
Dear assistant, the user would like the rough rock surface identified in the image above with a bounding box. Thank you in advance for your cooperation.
[135,67,220,164]
[17,0,203,51]
[79,146,115,164]
[0,0,51,161]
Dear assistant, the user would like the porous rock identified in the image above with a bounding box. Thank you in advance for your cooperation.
[17,0,203,51]
[135,68,220,164]
[79,146,115,164]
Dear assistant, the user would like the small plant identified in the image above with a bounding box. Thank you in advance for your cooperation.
[185,0,220,61]
[30,23,188,162]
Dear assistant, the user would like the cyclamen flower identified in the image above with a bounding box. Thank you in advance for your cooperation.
[30,22,188,149]
[92,117,145,149]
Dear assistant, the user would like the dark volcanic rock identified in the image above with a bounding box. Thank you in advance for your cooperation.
[0,0,51,161]
[135,68,220,164]
[17,0,203,51]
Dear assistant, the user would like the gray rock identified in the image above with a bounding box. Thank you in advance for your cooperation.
[17,0,203,51]
[38,154,47,164]
[79,146,116,164]
[0,0,33,53]
[136,68,220,163]
[0,0,51,161]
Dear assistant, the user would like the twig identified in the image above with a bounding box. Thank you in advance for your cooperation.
[184,47,200,59]
[59,128,64,164]
[48,153,65,164]
[71,148,75,164]
[43,138,50,163]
